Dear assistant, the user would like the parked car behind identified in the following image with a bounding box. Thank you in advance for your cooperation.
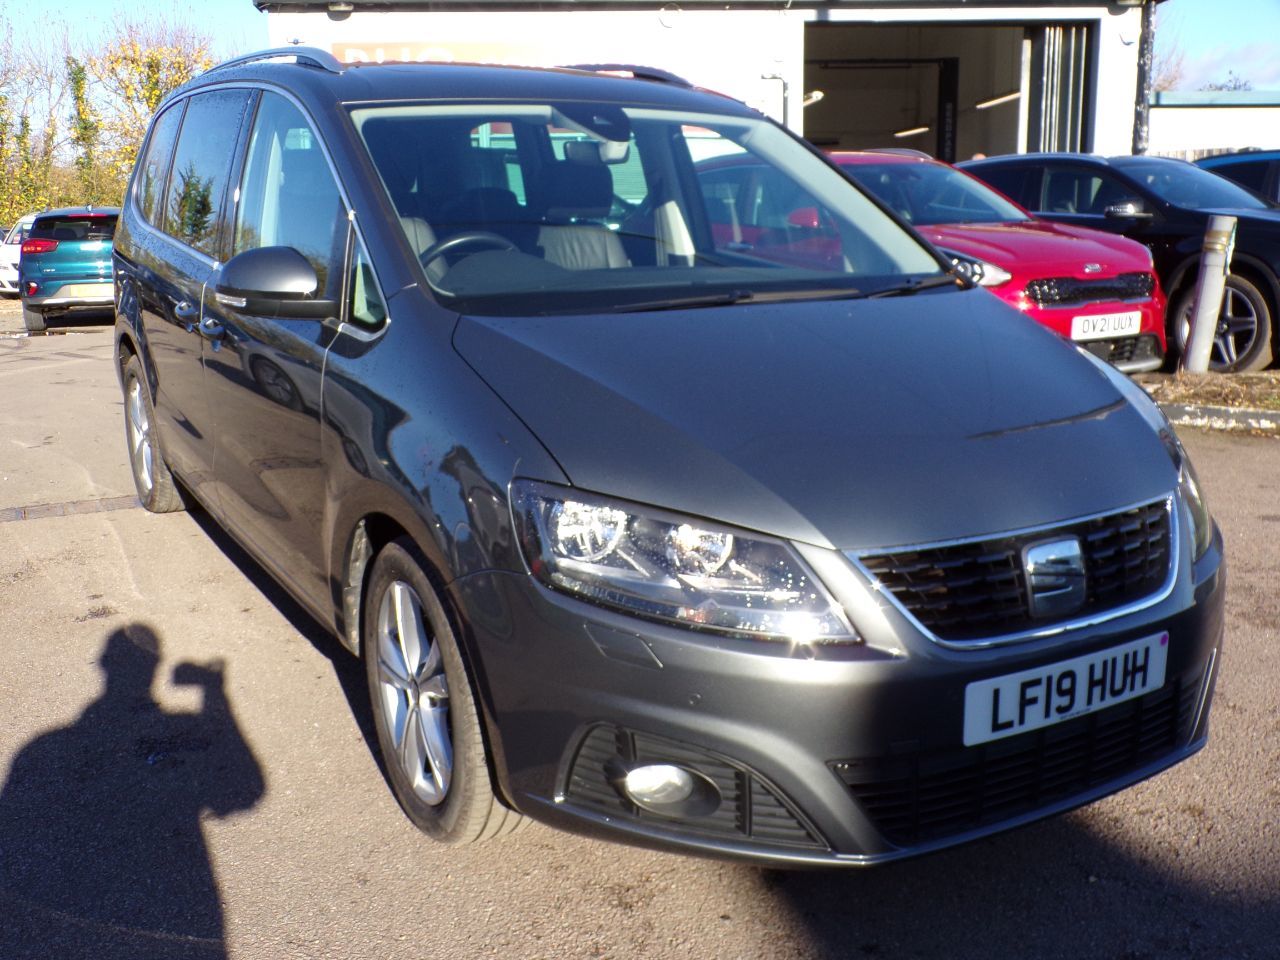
[1195,149,1280,204]
[960,152,1280,372]
[114,49,1224,867]
[0,213,37,297]
[828,151,1166,372]
[19,207,119,332]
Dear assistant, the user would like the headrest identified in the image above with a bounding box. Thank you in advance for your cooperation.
[541,161,613,221]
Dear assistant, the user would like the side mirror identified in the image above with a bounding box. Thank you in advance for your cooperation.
[215,246,338,320]
[1104,200,1153,221]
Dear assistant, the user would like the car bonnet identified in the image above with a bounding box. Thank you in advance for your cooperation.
[453,289,1176,551]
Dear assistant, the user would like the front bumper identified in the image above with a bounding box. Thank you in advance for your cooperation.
[1014,297,1167,373]
[449,519,1224,866]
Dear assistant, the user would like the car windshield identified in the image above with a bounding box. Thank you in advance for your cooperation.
[30,214,118,242]
[1118,159,1270,210]
[839,160,1029,226]
[350,102,944,315]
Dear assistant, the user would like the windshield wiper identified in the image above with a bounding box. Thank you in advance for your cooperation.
[621,289,757,312]
[868,274,966,298]
[618,286,866,312]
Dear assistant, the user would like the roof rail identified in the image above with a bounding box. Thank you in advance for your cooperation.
[562,63,691,87]
[204,46,344,77]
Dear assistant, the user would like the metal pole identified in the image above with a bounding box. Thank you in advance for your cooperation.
[1182,215,1238,373]
[1132,0,1155,156]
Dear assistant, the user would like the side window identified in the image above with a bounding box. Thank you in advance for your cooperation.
[1040,167,1118,216]
[163,89,250,256]
[349,237,387,329]
[135,102,184,226]
[235,92,345,298]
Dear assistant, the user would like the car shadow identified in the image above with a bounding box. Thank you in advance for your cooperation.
[758,811,1275,959]
[0,623,264,959]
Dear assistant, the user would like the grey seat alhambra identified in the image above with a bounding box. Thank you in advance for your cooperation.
[113,48,1224,866]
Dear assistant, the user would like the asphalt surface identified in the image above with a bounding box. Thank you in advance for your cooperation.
[1,304,1278,959]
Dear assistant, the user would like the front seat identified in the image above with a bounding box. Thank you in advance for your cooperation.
[536,160,630,270]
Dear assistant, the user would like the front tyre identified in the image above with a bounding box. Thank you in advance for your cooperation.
[363,539,523,843]
[122,354,186,513]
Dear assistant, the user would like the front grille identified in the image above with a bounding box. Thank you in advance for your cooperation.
[834,673,1201,848]
[565,724,826,849]
[1026,272,1154,307]
[1080,333,1163,368]
[858,498,1172,643]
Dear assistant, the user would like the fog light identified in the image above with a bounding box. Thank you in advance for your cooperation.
[25,281,38,297]
[624,764,695,806]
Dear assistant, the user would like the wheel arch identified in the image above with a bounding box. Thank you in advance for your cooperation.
[340,508,521,810]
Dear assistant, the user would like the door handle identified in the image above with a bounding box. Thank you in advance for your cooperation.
[199,315,225,341]
[174,300,198,333]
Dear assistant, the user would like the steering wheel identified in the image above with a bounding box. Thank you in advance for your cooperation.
[419,231,517,270]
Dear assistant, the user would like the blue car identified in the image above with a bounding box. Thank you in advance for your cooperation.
[18,207,119,332]
[1195,149,1280,205]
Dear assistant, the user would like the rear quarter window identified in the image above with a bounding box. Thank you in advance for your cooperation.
[136,102,185,227]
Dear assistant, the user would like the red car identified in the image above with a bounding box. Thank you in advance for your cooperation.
[829,151,1166,372]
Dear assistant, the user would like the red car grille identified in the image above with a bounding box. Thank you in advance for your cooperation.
[1026,272,1155,307]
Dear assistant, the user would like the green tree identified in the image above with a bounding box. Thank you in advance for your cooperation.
[87,21,215,195]
[66,56,102,202]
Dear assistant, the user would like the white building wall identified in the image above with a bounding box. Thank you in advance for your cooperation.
[1149,107,1280,158]
[268,10,807,131]
[268,4,1144,153]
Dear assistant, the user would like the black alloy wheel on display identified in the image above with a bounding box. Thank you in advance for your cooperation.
[1173,273,1274,372]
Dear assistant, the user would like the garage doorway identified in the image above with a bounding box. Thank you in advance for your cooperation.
[803,22,1093,160]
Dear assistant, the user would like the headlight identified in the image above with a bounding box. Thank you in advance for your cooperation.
[941,249,1012,287]
[1073,349,1215,561]
[1178,455,1214,562]
[511,480,857,644]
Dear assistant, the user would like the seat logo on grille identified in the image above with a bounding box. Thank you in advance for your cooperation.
[1023,538,1086,619]
[1083,263,1103,274]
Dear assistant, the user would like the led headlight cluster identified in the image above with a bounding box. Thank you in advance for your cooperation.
[940,248,1012,288]
[512,480,856,644]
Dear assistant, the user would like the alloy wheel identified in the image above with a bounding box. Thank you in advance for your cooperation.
[127,378,154,495]
[1179,284,1261,370]
[375,580,453,806]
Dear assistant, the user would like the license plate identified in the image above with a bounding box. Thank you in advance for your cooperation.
[1071,310,1142,341]
[963,633,1169,746]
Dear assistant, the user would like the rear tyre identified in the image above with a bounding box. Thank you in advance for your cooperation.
[22,304,45,332]
[122,354,186,513]
[363,538,523,843]
[1173,273,1273,372]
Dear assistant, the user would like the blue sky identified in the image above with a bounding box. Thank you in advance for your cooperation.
[1156,0,1280,90]
[6,0,1276,90]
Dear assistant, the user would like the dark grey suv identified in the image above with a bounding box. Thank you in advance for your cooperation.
[113,48,1225,866]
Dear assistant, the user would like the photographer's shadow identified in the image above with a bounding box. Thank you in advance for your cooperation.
[0,624,264,959]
